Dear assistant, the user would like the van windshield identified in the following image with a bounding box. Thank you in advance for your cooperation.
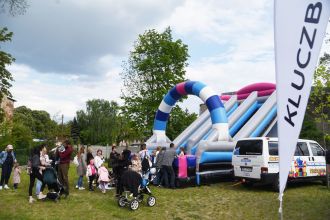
[236,140,263,155]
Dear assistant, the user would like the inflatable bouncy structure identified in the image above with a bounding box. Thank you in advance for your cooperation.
[147,81,230,148]
[147,81,277,185]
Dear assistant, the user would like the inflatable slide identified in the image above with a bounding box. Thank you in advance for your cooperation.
[146,81,277,185]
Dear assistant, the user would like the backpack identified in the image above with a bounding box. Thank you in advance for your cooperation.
[141,154,150,172]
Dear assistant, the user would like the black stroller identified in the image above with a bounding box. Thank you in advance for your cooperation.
[43,167,64,202]
[117,170,156,210]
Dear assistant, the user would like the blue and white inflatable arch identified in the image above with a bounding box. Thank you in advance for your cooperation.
[151,81,229,144]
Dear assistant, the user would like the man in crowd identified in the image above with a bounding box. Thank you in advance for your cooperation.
[161,143,177,189]
[58,140,73,197]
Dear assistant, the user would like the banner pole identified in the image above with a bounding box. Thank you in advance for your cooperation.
[278,192,283,220]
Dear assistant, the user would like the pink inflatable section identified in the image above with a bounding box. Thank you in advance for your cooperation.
[221,82,276,101]
[178,155,188,178]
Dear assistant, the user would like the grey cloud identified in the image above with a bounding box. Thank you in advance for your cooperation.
[0,0,183,75]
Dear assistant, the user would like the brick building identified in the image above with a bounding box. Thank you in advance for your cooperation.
[1,96,16,121]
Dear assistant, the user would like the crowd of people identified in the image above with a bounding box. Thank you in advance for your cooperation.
[0,141,186,203]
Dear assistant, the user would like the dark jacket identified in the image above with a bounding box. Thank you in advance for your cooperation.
[109,151,120,168]
[59,146,73,164]
[32,154,41,168]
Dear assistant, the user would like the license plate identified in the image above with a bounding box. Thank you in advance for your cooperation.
[241,167,252,172]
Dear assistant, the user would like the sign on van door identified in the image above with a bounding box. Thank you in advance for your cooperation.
[308,143,326,177]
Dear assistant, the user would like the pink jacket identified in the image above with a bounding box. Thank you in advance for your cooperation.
[98,166,109,183]
[13,167,21,184]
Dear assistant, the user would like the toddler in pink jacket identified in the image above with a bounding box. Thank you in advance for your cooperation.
[98,163,110,194]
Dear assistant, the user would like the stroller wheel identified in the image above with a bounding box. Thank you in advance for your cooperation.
[118,196,127,207]
[147,196,156,207]
[130,199,139,211]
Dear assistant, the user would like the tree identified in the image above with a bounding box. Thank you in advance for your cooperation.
[303,53,330,147]
[13,106,58,141]
[166,106,197,140]
[121,27,189,138]
[0,27,14,122]
[0,0,29,16]
[71,117,80,146]
[76,99,120,145]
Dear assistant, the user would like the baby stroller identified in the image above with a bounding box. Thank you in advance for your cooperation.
[117,169,156,210]
[43,167,64,202]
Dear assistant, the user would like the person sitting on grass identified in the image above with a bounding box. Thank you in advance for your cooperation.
[87,159,97,191]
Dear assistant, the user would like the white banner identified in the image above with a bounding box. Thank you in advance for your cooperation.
[274,0,330,213]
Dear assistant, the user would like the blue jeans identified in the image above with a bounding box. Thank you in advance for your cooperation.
[35,179,42,195]
[77,175,83,187]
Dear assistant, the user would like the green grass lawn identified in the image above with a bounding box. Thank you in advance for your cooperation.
[0,166,329,220]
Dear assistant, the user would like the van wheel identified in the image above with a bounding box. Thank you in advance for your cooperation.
[321,179,327,186]
[242,181,253,187]
[272,176,286,192]
[272,178,279,192]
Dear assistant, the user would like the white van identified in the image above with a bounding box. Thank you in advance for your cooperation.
[232,137,327,190]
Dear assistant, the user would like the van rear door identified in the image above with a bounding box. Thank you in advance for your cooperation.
[234,139,265,179]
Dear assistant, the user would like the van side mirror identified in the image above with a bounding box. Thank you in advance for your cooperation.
[317,150,324,156]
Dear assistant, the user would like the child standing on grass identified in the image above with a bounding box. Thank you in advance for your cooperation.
[13,162,21,190]
[87,159,97,191]
[98,163,110,194]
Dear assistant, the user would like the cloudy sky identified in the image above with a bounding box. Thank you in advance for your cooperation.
[0,0,329,122]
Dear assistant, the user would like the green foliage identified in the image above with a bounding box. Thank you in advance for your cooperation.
[167,106,197,140]
[70,117,80,145]
[76,99,120,145]
[0,27,15,122]
[306,53,330,147]
[121,27,189,138]
[13,106,58,140]
[300,114,324,143]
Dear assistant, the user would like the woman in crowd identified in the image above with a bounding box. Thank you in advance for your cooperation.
[138,144,150,161]
[115,152,132,197]
[94,149,105,170]
[36,145,52,196]
[86,146,94,165]
[0,144,17,190]
[76,146,87,190]
[28,145,47,203]
[109,145,120,177]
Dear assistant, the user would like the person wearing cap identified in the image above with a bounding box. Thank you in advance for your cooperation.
[0,144,17,190]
